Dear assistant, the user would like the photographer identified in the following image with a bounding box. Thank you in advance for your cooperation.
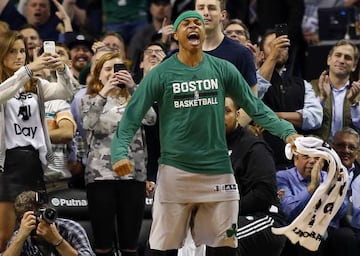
[2,191,94,256]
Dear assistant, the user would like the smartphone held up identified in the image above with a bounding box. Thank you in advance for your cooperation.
[114,63,127,89]
[275,23,288,37]
[43,41,56,54]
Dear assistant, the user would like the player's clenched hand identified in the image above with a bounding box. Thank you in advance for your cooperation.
[112,159,134,176]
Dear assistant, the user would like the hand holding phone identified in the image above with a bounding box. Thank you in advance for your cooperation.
[114,63,127,89]
[275,23,287,37]
[43,41,56,54]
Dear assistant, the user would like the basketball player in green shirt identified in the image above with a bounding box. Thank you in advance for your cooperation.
[111,10,300,255]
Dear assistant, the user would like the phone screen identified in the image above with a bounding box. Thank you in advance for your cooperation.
[114,63,127,88]
[275,23,288,37]
[114,63,127,72]
[43,41,56,54]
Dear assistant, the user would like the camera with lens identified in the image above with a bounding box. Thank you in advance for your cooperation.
[31,191,57,236]
[34,207,57,224]
[34,191,57,224]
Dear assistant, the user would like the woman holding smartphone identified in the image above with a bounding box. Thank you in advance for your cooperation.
[81,52,156,256]
[0,30,73,252]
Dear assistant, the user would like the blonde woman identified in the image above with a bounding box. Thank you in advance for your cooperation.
[81,52,156,256]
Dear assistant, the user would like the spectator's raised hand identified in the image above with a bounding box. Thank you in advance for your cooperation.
[347,80,360,105]
[28,52,54,73]
[268,35,290,61]
[52,0,73,33]
[36,218,62,245]
[246,42,262,68]
[61,0,87,27]
[277,188,285,200]
[318,70,331,102]
[99,72,118,96]
[31,51,66,73]
[45,52,66,72]
[245,41,258,56]
[114,69,136,90]
[161,17,174,44]
[145,48,166,66]
[308,159,323,194]
[32,46,41,61]
[31,46,52,80]
[92,41,106,53]
[17,211,37,239]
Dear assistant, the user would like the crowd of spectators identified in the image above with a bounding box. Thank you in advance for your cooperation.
[1,0,360,255]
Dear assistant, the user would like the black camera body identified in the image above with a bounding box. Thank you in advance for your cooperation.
[31,191,57,236]
[34,191,57,224]
[34,207,57,224]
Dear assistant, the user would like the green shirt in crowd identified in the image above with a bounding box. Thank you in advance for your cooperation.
[102,0,148,24]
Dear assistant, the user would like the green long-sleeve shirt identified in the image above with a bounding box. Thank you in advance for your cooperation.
[111,53,297,174]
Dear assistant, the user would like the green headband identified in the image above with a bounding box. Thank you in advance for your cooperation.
[173,11,205,32]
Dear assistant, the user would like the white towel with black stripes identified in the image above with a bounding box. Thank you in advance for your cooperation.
[272,136,349,251]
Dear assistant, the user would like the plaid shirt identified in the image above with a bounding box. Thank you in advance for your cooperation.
[4,218,95,256]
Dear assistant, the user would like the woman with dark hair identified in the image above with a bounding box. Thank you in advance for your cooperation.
[80,52,156,256]
[0,30,73,252]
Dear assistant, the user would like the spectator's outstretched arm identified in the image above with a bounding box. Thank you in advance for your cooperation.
[37,219,78,256]
[2,211,36,256]
[258,35,290,82]
[275,84,323,130]
[297,81,323,130]
[48,111,76,144]
[276,172,312,221]
[62,0,87,27]
[316,70,331,104]
[53,0,73,33]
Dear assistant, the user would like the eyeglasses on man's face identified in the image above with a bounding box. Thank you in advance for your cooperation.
[144,49,164,55]
[224,29,247,37]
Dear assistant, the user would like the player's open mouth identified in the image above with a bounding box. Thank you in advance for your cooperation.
[188,32,200,44]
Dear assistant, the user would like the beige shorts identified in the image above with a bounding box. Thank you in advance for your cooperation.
[149,165,239,250]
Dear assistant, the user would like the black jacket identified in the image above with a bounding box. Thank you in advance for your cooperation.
[226,126,285,223]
